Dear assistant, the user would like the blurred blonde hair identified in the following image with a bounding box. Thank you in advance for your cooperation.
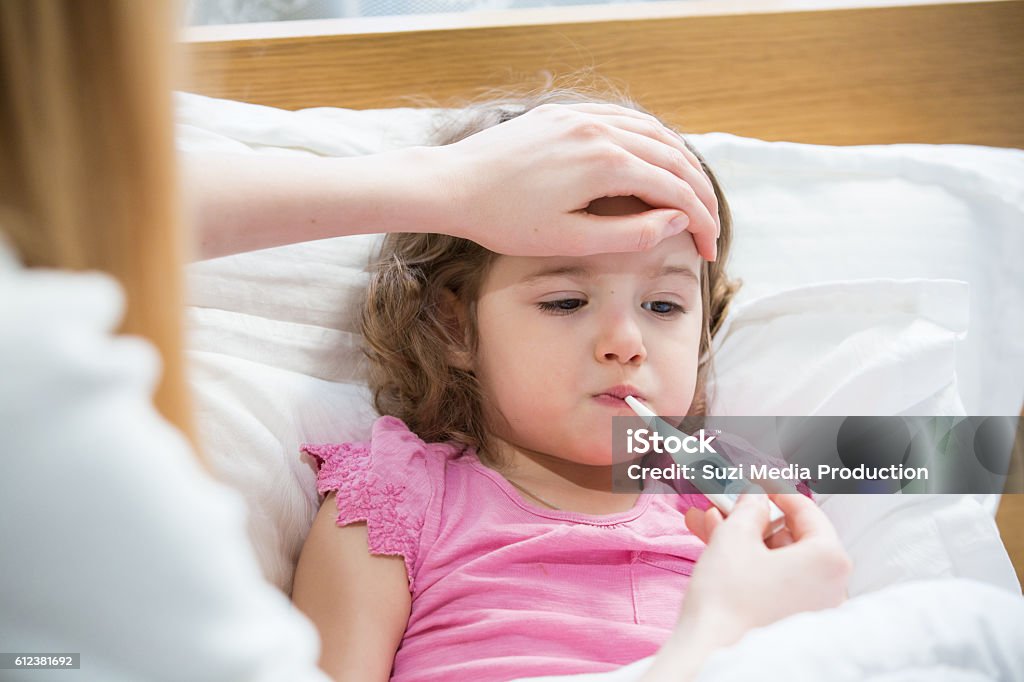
[0,1,196,449]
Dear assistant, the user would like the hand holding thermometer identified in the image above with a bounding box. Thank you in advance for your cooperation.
[624,396,787,538]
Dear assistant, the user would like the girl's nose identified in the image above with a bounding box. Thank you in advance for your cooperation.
[594,312,647,365]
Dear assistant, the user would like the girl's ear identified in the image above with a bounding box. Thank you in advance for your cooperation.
[439,288,474,372]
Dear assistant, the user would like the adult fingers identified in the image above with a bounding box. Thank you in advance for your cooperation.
[684,507,708,542]
[765,527,795,549]
[568,209,716,260]
[768,492,839,543]
[715,490,771,541]
[597,125,719,235]
[561,104,719,237]
[743,478,796,546]
[561,103,706,174]
[586,114,711,188]
[705,505,724,538]
[684,506,725,544]
[594,159,718,260]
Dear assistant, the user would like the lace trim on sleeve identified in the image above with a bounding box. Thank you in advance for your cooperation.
[302,442,426,588]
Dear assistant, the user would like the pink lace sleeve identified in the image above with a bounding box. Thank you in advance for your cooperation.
[301,417,439,588]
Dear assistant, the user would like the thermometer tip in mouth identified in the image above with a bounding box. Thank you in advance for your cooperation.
[624,396,656,421]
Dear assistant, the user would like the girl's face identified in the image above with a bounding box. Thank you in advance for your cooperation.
[471,204,703,466]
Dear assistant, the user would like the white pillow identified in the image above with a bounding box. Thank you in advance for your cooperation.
[177,93,1023,595]
[708,278,968,418]
[707,279,1018,594]
[693,133,1024,417]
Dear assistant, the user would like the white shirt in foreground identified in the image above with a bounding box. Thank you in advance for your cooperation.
[0,240,329,682]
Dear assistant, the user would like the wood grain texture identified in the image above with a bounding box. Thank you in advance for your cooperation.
[997,410,1024,589]
[183,1,1024,146]
[998,498,1024,589]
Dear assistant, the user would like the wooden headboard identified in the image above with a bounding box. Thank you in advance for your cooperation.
[182,0,1024,147]
[181,0,1024,587]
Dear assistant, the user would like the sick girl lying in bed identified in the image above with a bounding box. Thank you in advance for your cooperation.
[292,89,850,682]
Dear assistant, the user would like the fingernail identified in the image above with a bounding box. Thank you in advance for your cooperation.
[668,214,689,234]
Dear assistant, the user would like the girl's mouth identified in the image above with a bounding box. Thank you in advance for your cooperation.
[594,385,644,402]
[593,393,631,407]
[593,386,645,408]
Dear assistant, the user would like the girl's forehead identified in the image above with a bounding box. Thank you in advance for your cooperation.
[490,231,701,285]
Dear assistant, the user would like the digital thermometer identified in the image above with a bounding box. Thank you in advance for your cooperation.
[624,396,787,538]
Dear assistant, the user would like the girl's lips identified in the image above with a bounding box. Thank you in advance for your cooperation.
[593,394,633,408]
[596,385,644,401]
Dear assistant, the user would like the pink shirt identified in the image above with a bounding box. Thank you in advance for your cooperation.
[303,416,709,681]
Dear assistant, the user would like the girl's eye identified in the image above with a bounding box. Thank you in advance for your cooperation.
[537,298,587,315]
[642,300,685,316]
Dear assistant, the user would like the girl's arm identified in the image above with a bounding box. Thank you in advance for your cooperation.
[292,492,411,682]
[184,103,720,261]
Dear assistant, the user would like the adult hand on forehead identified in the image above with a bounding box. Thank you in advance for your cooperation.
[429,102,721,260]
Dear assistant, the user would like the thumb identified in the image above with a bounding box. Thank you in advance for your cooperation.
[570,210,692,256]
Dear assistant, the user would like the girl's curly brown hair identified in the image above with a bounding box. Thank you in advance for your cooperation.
[362,85,740,462]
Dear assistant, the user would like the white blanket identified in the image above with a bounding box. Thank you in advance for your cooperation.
[518,579,1024,682]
